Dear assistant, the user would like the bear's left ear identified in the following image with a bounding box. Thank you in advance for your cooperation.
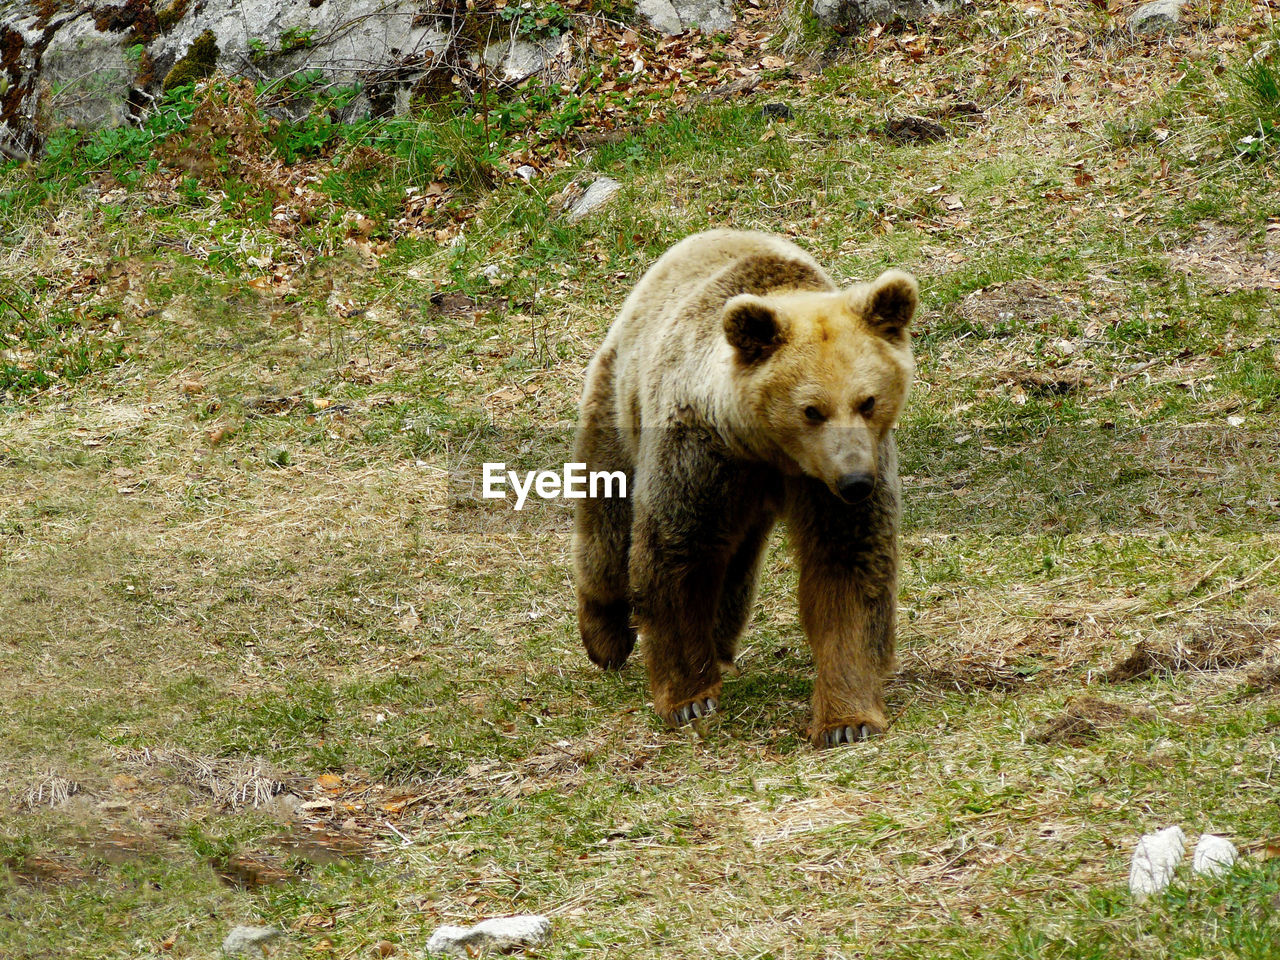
[864,270,919,341]
[724,295,787,364]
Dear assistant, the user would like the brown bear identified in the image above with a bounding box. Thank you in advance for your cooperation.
[572,229,917,747]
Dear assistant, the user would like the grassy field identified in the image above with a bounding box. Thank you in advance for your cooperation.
[2,1,1279,957]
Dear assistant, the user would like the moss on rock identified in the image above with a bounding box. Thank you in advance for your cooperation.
[156,0,192,34]
[162,29,218,91]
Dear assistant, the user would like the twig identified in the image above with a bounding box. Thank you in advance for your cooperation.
[383,820,415,846]
[0,291,32,324]
[1113,358,1160,382]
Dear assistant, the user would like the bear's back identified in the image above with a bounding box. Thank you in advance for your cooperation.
[620,230,830,328]
[609,230,833,362]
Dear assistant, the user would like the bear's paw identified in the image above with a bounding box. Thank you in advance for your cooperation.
[815,715,885,749]
[668,697,718,727]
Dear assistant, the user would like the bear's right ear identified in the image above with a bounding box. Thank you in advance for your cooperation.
[724,295,786,364]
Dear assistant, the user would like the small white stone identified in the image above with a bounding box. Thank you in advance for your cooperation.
[1192,834,1238,877]
[566,178,622,224]
[515,165,538,181]
[1129,825,1186,898]
[221,926,284,955]
[426,915,550,956]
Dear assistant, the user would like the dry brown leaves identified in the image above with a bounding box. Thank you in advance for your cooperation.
[1169,220,1280,292]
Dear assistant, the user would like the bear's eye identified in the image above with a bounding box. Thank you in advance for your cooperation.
[859,397,877,417]
[803,405,828,424]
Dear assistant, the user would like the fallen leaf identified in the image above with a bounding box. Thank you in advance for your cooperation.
[207,426,237,447]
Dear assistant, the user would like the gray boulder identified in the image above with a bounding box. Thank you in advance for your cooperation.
[812,0,953,30]
[1128,0,1183,35]
[1,3,77,159]
[636,0,735,35]
[39,14,136,133]
[149,0,448,94]
[481,34,571,84]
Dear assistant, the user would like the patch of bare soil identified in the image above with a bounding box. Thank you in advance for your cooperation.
[3,760,386,892]
[1028,696,1150,746]
[2,821,170,888]
[1104,618,1278,683]
[895,660,1029,693]
[959,279,1084,325]
[3,852,94,886]
[214,851,297,890]
[1003,369,1092,397]
[1168,221,1280,292]
[426,291,507,320]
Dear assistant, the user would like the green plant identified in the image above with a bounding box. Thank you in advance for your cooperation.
[1231,42,1280,155]
[498,1,572,40]
[279,26,317,53]
[271,113,338,162]
[363,111,499,195]
[155,0,190,33]
[0,304,126,400]
[33,85,195,186]
[163,29,219,92]
[286,69,329,94]
[586,0,635,20]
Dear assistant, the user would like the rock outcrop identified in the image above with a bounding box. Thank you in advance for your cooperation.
[811,0,953,31]
[1,0,450,158]
[635,0,735,35]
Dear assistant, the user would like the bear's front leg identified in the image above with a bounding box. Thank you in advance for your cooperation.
[788,471,900,748]
[629,502,729,728]
[628,430,770,729]
[798,572,895,747]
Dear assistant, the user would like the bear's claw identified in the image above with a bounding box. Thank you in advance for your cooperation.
[670,698,717,726]
[822,724,874,747]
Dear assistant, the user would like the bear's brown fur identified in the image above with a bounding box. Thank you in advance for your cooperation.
[572,230,917,747]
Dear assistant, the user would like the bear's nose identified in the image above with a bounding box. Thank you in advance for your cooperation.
[836,472,875,503]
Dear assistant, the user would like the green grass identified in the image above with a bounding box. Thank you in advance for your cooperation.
[0,302,126,400]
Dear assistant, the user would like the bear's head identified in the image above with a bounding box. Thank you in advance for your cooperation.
[723,270,918,503]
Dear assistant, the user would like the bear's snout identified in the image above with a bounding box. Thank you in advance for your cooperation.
[836,472,876,503]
